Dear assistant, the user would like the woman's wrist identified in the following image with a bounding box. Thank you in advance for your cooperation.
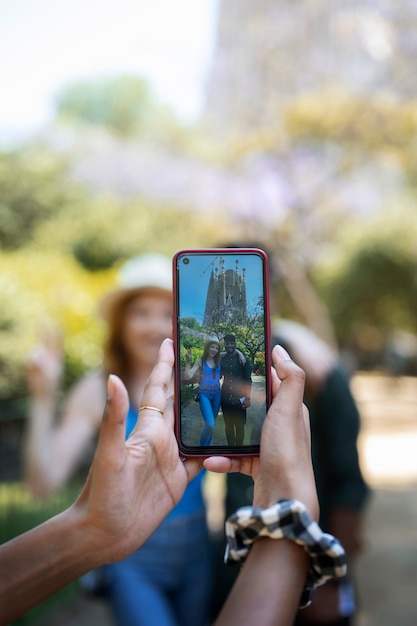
[253,493,319,523]
[253,477,319,522]
[53,508,102,588]
[224,499,347,609]
[56,506,105,572]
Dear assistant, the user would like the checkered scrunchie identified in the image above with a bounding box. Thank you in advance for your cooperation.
[225,499,347,608]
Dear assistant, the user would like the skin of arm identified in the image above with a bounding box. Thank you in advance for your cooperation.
[205,345,319,626]
[215,538,309,626]
[1,339,203,625]
[24,332,106,498]
[25,374,105,498]
[1,341,318,626]
[184,354,202,381]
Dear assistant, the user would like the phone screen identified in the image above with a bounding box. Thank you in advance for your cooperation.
[173,248,271,456]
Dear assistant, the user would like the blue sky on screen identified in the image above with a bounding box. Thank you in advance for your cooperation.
[176,251,265,323]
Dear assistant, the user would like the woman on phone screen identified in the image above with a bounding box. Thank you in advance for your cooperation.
[185,340,222,445]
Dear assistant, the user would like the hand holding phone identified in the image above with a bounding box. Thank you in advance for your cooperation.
[173,248,271,457]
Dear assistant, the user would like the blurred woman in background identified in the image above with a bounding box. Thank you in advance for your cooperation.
[25,253,212,626]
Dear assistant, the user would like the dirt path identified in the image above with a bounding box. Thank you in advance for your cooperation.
[180,375,267,447]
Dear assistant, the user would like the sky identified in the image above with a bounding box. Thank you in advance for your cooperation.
[0,0,218,144]
[176,251,266,322]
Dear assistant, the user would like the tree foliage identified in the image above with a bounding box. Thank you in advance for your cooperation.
[2,49,417,403]
[0,143,227,399]
[178,306,266,374]
[0,251,111,399]
[283,91,417,182]
[0,147,82,250]
[313,208,417,363]
[320,245,417,343]
[55,75,184,139]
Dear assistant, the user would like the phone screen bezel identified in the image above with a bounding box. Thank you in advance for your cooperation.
[173,248,271,457]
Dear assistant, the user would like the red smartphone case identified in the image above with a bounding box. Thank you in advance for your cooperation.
[173,248,272,458]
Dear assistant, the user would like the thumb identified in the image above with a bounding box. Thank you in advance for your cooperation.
[97,375,130,459]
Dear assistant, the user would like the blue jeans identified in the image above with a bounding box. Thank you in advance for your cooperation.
[104,509,212,626]
[199,388,221,445]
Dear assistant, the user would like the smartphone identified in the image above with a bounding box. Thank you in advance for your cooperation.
[173,248,271,457]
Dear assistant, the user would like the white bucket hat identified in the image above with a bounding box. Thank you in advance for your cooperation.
[99,253,172,321]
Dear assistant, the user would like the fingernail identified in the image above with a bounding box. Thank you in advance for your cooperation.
[106,374,116,401]
[274,344,291,360]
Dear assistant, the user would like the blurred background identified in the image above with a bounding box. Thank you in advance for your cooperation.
[1,0,416,624]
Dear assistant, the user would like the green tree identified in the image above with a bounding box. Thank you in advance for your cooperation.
[0,250,110,399]
[0,147,82,250]
[55,75,181,138]
[206,311,266,370]
[322,244,417,347]
[284,91,417,182]
[312,207,417,364]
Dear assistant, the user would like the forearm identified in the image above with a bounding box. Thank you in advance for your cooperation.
[0,507,100,625]
[25,396,59,495]
[185,359,200,380]
[216,538,308,626]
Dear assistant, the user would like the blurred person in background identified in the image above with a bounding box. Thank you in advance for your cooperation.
[24,253,212,626]
[212,243,370,626]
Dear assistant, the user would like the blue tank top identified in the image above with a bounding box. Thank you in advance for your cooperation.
[200,361,221,390]
[125,405,205,518]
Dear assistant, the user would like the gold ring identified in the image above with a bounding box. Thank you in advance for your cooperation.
[139,405,163,415]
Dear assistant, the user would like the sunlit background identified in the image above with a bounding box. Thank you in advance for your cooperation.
[1,1,417,624]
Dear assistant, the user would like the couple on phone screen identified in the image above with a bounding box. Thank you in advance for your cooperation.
[185,334,252,446]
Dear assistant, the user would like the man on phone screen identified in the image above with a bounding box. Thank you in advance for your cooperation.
[220,334,252,446]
